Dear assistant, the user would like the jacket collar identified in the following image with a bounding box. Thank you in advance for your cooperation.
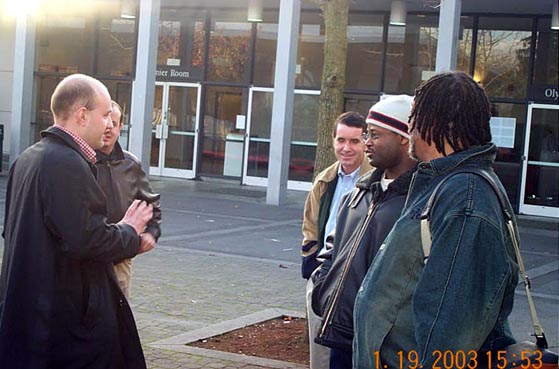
[41,126,93,164]
[95,141,125,163]
[314,161,341,184]
[356,164,417,195]
[314,158,371,184]
[417,143,496,176]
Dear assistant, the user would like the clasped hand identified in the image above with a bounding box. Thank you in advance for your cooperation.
[119,199,154,236]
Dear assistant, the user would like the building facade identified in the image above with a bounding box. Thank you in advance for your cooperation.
[1,0,558,216]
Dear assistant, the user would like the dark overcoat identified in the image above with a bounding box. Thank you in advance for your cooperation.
[0,127,147,369]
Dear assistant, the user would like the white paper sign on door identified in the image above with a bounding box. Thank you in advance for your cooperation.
[490,117,516,148]
[236,115,246,130]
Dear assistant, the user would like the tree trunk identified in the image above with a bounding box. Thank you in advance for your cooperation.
[313,0,350,178]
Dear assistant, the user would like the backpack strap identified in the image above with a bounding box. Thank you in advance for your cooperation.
[420,168,511,262]
[419,167,548,348]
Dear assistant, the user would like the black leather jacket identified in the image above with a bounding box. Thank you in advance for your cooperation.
[311,166,415,350]
[95,142,162,240]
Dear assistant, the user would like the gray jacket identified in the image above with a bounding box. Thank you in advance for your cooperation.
[311,166,415,350]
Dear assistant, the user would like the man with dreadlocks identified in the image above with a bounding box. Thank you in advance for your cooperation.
[352,71,520,369]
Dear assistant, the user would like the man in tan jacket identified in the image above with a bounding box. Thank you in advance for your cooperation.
[301,111,370,369]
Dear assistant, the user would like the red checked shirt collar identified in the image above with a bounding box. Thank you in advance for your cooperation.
[54,124,97,164]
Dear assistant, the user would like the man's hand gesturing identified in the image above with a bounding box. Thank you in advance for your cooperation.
[119,200,153,235]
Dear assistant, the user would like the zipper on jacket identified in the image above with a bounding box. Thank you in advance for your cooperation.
[318,194,380,339]
[105,161,118,210]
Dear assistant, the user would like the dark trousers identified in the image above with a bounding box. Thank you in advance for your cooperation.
[329,347,352,369]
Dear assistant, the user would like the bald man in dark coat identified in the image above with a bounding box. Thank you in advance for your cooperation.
[0,74,154,369]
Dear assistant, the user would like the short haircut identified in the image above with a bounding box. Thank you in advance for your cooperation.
[111,101,124,125]
[409,71,492,155]
[332,111,367,137]
[50,74,104,122]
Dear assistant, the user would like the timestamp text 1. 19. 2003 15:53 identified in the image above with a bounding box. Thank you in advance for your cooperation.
[373,349,545,369]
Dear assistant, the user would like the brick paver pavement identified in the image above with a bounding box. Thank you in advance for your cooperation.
[131,246,306,369]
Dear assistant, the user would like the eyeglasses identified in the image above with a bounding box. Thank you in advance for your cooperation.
[361,132,370,142]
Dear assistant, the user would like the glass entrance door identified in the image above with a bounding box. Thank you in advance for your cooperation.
[519,103,559,217]
[150,82,201,178]
[199,86,246,178]
[243,87,320,191]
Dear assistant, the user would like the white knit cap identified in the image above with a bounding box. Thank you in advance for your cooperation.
[366,94,414,139]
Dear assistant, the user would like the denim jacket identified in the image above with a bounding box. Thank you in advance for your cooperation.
[353,144,519,369]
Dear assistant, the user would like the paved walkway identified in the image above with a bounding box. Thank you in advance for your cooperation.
[133,248,306,368]
[0,174,557,368]
[132,177,308,368]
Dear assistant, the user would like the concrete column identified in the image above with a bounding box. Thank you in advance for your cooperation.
[129,0,160,169]
[266,0,301,206]
[402,23,420,90]
[10,14,35,165]
[435,0,461,72]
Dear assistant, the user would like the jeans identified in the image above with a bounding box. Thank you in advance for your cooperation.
[330,347,352,369]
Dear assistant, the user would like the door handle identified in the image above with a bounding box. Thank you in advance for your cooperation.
[155,124,163,139]
[163,125,169,139]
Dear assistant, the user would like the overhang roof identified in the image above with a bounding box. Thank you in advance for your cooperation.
[165,0,555,17]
